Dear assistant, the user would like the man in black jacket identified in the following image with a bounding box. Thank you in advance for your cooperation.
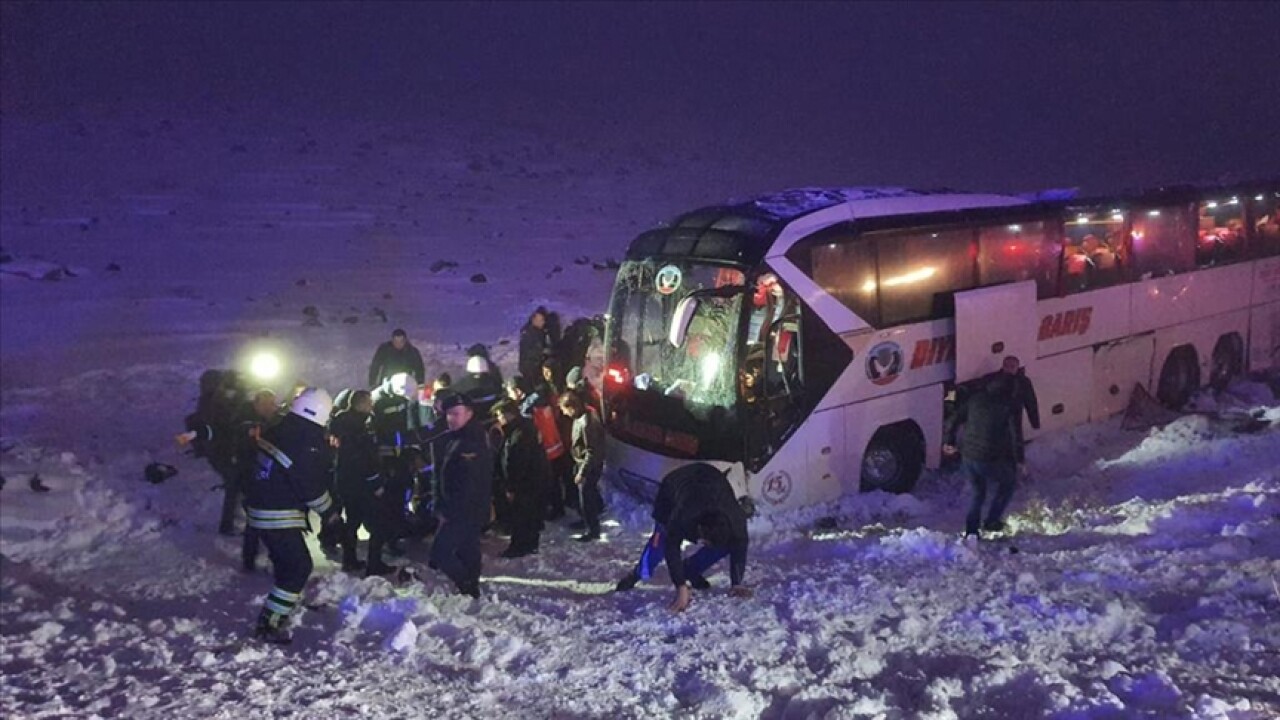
[943,360,1035,538]
[368,329,426,387]
[1002,355,1041,470]
[242,388,341,644]
[429,392,494,598]
[518,307,551,382]
[329,390,393,575]
[493,399,549,558]
[615,463,752,613]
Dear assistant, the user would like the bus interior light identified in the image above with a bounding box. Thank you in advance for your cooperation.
[1007,224,1021,232]
[1147,210,1161,217]
[1256,195,1265,202]
[1207,202,1218,209]
[1111,213,1125,222]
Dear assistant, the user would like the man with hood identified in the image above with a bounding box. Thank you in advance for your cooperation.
[430,392,495,598]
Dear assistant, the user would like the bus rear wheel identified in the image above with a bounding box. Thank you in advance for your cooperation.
[860,424,923,494]
[1209,334,1243,391]
[1156,346,1200,410]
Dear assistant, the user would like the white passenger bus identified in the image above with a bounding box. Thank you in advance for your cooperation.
[600,182,1280,513]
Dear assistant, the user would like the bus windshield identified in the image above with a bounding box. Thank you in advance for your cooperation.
[604,259,747,460]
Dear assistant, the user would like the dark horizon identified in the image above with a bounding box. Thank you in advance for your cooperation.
[3,1,1278,194]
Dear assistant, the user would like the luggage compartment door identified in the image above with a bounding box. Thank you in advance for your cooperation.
[954,281,1038,384]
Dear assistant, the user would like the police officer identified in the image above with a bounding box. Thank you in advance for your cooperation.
[430,392,494,598]
[243,387,341,644]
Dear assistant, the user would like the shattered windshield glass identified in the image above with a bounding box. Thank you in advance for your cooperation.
[604,260,746,460]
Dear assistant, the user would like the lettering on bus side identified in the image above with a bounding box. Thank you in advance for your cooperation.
[909,334,955,370]
[1038,307,1094,341]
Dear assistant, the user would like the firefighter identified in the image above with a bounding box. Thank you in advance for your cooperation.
[243,387,341,644]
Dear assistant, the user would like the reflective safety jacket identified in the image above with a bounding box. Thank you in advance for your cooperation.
[244,413,336,531]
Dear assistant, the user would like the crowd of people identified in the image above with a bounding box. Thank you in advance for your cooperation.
[180,307,754,644]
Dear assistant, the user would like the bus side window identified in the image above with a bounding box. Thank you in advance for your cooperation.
[1251,192,1280,258]
[1196,198,1246,268]
[1063,209,1126,293]
[977,220,1060,298]
[1129,204,1196,279]
[875,227,974,326]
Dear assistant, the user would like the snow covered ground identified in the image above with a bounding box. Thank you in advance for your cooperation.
[3,107,1279,719]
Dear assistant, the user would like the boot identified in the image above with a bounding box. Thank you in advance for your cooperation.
[341,557,367,573]
[365,561,395,578]
[253,611,292,645]
[688,574,711,591]
[615,571,640,592]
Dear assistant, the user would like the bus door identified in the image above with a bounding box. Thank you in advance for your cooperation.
[954,281,1038,383]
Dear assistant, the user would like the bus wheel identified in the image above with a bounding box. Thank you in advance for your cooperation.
[860,424,923,494]
[1156,346,1200,410]
[1209,334,1244,391]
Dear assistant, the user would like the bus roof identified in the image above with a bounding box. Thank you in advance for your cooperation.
[627,180,1279,266]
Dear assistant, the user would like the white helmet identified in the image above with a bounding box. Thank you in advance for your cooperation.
[387,372,418,399]
[465,355,491,375]
[290,387,334,426]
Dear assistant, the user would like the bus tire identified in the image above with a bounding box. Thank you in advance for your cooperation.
[1156,345,1200,410]
[1209,333,1244,391]
[860,424,923,494]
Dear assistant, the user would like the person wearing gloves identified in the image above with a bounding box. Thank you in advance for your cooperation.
[242,387,342,644]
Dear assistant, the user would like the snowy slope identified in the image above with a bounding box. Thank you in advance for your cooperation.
[3,107,1280,719]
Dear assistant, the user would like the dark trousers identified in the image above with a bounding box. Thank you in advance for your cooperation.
[259,529,313,623]
[507,490,542,552]
[634,524,727,581]
[557,456,579,512]
[339,490,386,566]
[430,519,481,591]
[577,471,603,535]
[379,455,411,539]
[962,458,1017,535]
[217,468,240,533]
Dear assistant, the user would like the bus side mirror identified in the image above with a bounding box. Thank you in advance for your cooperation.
[668,295,699,347]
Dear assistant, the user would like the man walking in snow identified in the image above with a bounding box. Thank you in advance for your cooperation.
[368,328,426,387]
[615,463,752,613]
[943,360,1034,538]
[242,387,342,644]
[430,391,494,598]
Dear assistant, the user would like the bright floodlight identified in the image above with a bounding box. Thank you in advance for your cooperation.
[250,351,282,381]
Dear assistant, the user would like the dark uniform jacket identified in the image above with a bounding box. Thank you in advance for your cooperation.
[654,464,749,588]
[435,419,495,528]
[518,324,550,381]
[329,408,381,496]
[368,341,426,387]
[453,373,503,420]
[498,415,551,497]
[243,413,336,530]
[371,389,416,452]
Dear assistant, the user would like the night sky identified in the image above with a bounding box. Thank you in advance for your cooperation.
[3,1,1277,194]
